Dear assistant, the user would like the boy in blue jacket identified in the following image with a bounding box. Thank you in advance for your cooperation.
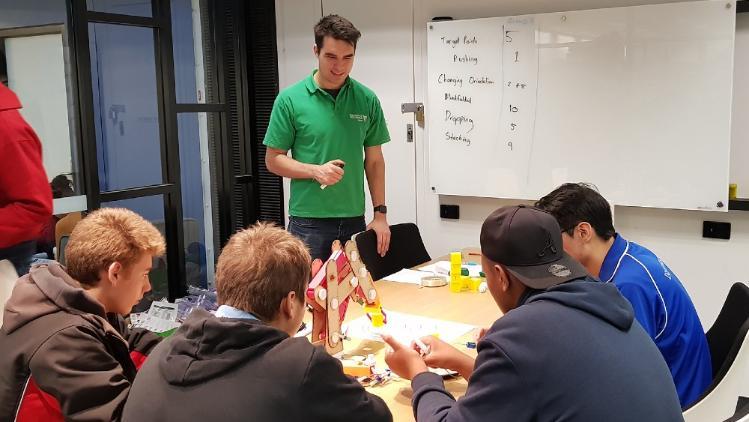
[536,183,711,407]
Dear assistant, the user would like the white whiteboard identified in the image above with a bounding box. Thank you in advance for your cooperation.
[427,0,735,211]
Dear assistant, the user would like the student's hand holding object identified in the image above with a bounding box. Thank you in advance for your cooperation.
[417,336,476,379]
[382,334,428,380]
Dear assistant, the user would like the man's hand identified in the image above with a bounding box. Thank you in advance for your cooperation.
[382,334,429,380]
[313,159,345,186]
[366,214,390,257]
[419,336,476,379]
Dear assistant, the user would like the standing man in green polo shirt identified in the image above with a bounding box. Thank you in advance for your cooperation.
[264,14,391,262]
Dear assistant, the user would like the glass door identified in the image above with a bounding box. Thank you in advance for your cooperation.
[69,0,223,301]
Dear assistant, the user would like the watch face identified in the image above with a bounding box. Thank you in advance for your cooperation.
[375,205,387,213]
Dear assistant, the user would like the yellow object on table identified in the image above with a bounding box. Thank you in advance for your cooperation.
[470,277,482,292]
[364,304,385,327]
[449,251,463,293]
[370,312,385,327]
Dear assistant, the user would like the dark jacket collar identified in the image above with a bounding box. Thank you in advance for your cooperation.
[159,309,291,386]
[517,278,634,332]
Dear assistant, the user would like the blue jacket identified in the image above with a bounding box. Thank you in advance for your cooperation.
[411,279,683,422]
[600,234,711,407]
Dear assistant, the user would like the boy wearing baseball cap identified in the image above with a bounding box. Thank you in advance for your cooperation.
[383,205,683,422]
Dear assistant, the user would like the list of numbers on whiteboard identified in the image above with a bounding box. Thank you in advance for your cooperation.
[428,17,538,193]
[499,17,537,185]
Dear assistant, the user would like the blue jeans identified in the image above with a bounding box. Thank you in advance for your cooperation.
[288,216,366,262]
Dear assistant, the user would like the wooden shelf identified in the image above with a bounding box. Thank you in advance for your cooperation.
[729,198,749,211]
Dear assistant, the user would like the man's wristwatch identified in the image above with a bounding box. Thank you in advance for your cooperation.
[374,205,387,214]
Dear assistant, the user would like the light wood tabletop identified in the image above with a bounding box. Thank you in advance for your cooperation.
[338,249,502,422]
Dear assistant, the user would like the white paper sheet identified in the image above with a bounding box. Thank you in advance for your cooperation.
[130,312,180,333]
[381,268,428,285]
[147,300,178,321]
[343,310,474,346]
[417,261,483,277]
[417,261,450,275]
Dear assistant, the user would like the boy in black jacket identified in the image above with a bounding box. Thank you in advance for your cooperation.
[123,223,392,422]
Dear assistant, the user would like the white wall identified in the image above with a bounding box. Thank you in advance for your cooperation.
[277,0,749,327]
[275,0,321,225]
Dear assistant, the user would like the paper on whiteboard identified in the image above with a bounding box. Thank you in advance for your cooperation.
[343,310,474,345]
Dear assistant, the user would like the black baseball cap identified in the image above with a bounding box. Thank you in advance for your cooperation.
[480,205,588,289]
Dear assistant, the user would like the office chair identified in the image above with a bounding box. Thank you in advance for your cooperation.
[55,212,82,263]
[725,399,749,422]
[57,236,70,267]
[683,282,749,422]
[354,223,431,281]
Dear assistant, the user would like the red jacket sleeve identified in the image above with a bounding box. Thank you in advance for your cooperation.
[0,108,53,248]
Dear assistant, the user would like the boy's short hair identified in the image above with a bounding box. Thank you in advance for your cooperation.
[314,14,361,50]
[65,208,166,286]
[215,223,311,320]
[535,183,616,240]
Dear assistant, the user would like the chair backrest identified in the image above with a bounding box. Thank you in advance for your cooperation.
[683,282,749,421]
[725,400,749,422]
[55,212,83,261]
[57,235,71,266]
[354,223,431,281]
[707,283,749,376]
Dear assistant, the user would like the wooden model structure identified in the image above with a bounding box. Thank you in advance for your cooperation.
[306,239,385,355]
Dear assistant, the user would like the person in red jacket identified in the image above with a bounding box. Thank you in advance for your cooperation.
[0,83,53,275]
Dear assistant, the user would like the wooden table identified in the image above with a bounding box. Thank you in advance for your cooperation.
[339,250,501,421]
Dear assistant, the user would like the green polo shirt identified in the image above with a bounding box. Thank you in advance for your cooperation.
[263,71,390,218]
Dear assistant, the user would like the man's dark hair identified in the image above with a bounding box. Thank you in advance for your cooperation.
[314,14,361,50]
[50,174,74,199]
[535,183,616,240]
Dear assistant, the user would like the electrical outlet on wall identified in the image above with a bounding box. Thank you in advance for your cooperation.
[702,221,730,240]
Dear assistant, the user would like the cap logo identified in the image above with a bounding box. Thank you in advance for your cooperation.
[537,234,558,258]
[548,264,572,277]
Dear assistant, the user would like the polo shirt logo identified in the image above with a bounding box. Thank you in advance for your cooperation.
[658,258,673,280]
[349,113,368,122]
